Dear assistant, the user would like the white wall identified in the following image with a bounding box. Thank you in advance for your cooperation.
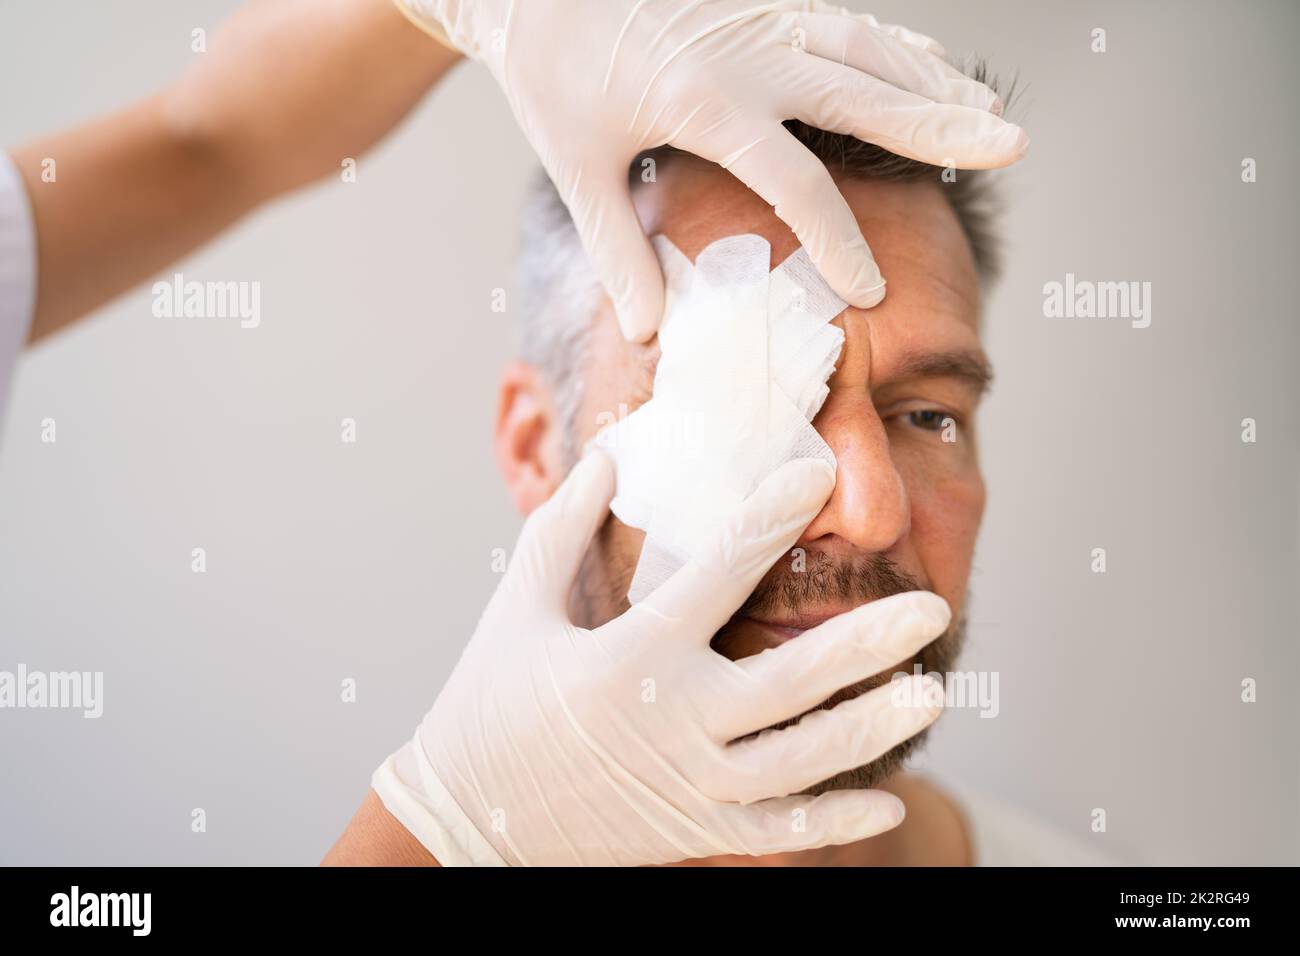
[0,0,1295,864]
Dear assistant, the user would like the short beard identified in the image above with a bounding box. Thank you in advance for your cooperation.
[716,548,964,793]
[574,521,966,795]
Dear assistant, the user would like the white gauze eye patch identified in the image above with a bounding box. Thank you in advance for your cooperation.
[591,233,847,604]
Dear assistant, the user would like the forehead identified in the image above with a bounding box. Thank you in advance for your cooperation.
[630,157,982,343]
[574,160,988,433]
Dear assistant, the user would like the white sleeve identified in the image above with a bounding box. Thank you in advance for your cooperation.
[0,149,37,428]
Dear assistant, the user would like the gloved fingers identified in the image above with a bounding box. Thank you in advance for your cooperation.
[507,450,616,610]
[703,674,943,804]
[794,11,998,114]
[710,591,951,741]
[686,120,884,308]
[628,458,835,642]
[786,58,1028,169]
[804,4,948,58]
[865,18,947,60]
[712,788,906,856]
[561,166,665,343]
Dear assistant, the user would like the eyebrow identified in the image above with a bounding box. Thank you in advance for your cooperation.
[890,350,994,395]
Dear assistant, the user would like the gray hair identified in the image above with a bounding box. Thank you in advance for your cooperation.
[515,62,1014,449]
[516,168,605,455]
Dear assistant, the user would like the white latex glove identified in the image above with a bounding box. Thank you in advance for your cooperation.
[372,451,952,866]
[394,0,1028,341]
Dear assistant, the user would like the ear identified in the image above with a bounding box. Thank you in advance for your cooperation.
[495,361,568,515]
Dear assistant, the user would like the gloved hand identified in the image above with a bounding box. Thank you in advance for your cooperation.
[372,451,951,866]
[394,0,1027,342]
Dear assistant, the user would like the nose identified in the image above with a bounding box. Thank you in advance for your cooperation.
[798,389,910,552]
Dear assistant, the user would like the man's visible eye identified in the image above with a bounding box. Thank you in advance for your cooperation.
[908,409,952,431]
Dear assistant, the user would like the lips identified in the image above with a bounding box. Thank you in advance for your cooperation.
[737,608,847,645]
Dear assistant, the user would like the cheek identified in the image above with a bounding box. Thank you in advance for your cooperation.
[572,385,608,449]
[574,324,657,448]
[902,455,985,607]
[574,375,628,453]
[573,517,643,628]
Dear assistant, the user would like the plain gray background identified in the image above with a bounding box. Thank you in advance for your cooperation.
[0,0,1296,865]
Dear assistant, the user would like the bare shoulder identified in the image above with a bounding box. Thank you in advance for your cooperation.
[876,773,976,866]
[924,775,1122,867]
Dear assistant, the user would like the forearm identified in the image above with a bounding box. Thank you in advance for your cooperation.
[323,789,441,866]
[15,0,459,343]
[158,0,460,201]
[12,97,260,344]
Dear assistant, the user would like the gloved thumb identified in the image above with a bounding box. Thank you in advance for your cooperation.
[565,170,665,343]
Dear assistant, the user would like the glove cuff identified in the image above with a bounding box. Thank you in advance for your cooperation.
[371,735,508,866]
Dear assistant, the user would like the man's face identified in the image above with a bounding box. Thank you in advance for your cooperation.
[547,158,987,791]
